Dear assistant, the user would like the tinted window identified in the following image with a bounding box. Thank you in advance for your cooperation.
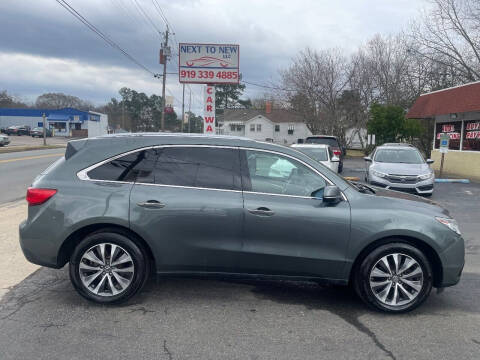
[305,137,339,147]
[242,150,326,197]
[87,150,147,181]
[136,147,241,190]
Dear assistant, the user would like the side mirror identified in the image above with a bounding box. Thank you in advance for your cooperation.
[323,185,342,204]
[426,159,434,164]
[364,156,372,162]
[331,156,340,162]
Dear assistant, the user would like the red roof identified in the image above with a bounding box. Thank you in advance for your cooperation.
[407,81,480,119]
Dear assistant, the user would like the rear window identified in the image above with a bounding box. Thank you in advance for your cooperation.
[295,147,328,161]
[87,150,147,182]
[305,137,339,148]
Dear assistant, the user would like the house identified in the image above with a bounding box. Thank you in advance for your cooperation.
[407,81,480,180]
[0,107,108,138]
[218,108,312,145]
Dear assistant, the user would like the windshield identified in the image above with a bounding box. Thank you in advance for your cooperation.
[305,137,339,147]
[295,147,328,162]
[374,148,424,164]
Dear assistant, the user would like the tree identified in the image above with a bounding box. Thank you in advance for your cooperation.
[280,48,350,138]
[367,103,424,146]
[411,0,480,83]
[0,90,29,108]
[35,92,92,110]
[214,84,248,110]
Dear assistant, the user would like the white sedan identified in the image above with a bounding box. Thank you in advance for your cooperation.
[291,143,340,173]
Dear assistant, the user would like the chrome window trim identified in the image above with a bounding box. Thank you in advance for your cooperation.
[76,144,346,200]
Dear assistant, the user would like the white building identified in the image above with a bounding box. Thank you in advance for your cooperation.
[219,109,312,145]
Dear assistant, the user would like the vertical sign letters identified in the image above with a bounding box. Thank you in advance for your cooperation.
[204,85,215,134]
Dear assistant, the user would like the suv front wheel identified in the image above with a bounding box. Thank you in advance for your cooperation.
[69,230,149,304]
[354,242,433,313]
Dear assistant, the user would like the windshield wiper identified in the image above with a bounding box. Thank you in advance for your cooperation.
[351,181,376,194]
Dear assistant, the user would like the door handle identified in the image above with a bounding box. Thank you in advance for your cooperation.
[247,207,275,216]
[137,200,166,209]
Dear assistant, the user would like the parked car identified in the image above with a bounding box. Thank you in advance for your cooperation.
[0,134,10,146]
[31,127,52,138]
[20,134,464,313]
[304,135,345,173]
[291,143,340,173]
[364,144,435,195]
[5,125,30,135]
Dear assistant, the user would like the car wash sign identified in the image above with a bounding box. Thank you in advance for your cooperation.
[204,85,215,134]
[179,43,239,84]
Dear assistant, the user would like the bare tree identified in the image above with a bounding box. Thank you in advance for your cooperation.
[35,92,93,110]
[280,48,350,137]
[411,0,480,82]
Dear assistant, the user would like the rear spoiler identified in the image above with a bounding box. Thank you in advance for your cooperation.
[65,139,88,160]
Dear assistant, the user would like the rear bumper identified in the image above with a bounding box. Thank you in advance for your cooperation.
[19,220,62,268]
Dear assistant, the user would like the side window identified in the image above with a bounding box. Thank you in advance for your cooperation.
[242,150,326,197]
[136,147,241,190]
[87,150,147,181]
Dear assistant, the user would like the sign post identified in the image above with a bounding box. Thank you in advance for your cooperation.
[179,43,239,134]
[439,133,449,178]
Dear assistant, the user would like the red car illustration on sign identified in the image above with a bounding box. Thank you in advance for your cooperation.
[186,56,231,68]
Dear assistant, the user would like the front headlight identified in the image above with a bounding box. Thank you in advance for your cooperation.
[371,170,387,178]
[435,217,461,235]
[418,172,433,180]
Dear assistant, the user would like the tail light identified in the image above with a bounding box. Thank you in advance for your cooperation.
[26,187,57,206]
[333,148,341,156]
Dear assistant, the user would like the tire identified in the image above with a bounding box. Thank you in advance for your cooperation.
[69,230,150,304]
[354,242,433,313]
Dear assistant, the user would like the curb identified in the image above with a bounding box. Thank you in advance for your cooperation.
[435,178,470,183]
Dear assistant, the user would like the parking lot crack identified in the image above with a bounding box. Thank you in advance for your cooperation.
[473,339,480,346]
[333,312,396,360]
[163,339,173,360]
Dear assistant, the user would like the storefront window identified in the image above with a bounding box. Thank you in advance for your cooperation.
[463,120,480,151]
[434,122,461,150]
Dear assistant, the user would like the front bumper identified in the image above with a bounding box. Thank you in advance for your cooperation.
[369,173,434,194]
[438,233,465,287]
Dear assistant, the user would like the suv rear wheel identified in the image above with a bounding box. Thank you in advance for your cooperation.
[69,231,149,304]
[354,242,433,313]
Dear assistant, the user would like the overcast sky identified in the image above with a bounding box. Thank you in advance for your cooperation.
[0,0,429,114]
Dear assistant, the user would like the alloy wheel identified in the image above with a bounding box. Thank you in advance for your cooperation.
[369,253,424,307]
[79,243,135,297]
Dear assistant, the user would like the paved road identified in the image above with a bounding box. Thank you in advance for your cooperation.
[0,156,479,359]
[0,148,64,203]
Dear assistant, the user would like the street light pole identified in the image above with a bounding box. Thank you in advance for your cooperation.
[42,113,47,146]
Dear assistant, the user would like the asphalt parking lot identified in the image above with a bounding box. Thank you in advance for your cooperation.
[0,157,479,360]
[1,134,69,148]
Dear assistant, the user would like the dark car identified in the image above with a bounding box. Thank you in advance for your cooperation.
[6,125,30,135]
[31,127,52,137]
[305,135,345,173]
[19,134,464,313]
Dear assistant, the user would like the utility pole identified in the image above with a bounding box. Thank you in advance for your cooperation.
[160,26,169,132]
[181,83,185,133]
[188,87,192,133]
[42,113,47,146]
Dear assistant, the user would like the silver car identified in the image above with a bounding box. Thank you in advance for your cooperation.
[364,145,435,195]
[0,134,10,146]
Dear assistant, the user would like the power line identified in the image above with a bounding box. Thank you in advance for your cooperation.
[241,80,295,92]
[54,0,155,76]
[132,0,163,36]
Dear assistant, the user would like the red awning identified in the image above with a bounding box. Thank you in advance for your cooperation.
[407,81,480,119]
